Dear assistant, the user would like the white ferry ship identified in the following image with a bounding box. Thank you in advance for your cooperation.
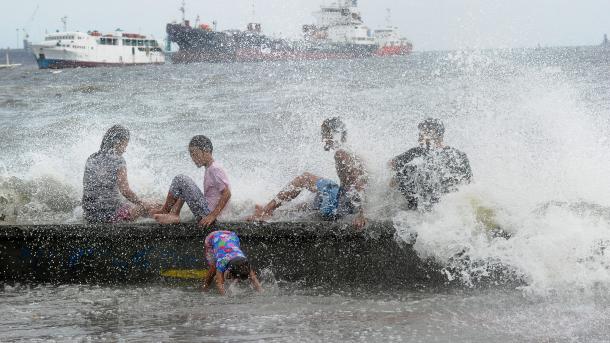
[31,31,165,69]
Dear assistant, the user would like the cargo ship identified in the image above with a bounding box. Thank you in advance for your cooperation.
[167,0,411,63]
[31,30,165,69]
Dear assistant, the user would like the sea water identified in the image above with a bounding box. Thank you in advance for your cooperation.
[1,48,610,341]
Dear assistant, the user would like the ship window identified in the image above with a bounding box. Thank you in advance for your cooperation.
[137,40,144,46]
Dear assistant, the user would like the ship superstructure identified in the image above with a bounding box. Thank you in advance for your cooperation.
[31,31,165,69]
[303,0,375,47]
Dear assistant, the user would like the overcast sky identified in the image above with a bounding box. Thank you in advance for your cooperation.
[1,0,609,51]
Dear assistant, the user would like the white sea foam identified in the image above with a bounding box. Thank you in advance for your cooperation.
[392,49,610,295]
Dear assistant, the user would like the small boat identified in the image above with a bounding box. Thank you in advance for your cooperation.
[31,30,165,69]
[373,9,413,56]
[0,50,22,69]
[373,26,413,56]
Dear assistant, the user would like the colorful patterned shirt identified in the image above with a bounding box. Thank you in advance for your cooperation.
[204,231,246,273]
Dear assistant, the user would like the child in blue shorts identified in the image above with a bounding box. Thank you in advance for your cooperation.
[247,118,368,230]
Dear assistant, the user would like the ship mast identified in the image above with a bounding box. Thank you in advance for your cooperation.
[61,16,68,32]
[385,8,392,27]
[179,0,186,23]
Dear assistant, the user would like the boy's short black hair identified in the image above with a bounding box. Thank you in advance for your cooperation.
[189,135,213,153]
[226,257,251,281]
[418,118,445,138]
[321,117,347,142]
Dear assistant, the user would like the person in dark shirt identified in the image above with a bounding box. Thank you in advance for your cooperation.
[389,118,472,211]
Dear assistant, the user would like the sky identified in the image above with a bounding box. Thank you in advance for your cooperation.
[1,0,609,51]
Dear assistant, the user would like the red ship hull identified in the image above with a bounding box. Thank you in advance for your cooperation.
[375,45,412,57]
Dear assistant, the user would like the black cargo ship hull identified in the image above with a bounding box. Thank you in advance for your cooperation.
[166,23,378,63]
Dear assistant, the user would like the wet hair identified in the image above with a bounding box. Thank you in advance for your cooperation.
[189,135,213,153]
[99,125,130,154]
[226,257,251,281]
[418,118,445,139]
[321,117,347,143]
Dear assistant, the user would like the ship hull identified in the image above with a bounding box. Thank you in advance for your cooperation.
[35,57,164,69]
[375,45,413,57]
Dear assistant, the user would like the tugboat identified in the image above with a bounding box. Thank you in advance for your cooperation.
[31,30,165,69]
[372,9,413,56]
[167,0,380,63]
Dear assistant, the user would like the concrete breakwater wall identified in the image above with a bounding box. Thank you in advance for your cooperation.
[0,221,455,287]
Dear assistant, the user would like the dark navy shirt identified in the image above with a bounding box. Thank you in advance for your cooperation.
[392,146,472,211]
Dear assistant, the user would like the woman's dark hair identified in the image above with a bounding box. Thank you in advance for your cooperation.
[99,125,130,154]
[226,257,251,281]
[189,135,213,153]
[321,117,347,143]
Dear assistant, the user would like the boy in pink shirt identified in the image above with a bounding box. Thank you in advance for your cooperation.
[153,135,231,228]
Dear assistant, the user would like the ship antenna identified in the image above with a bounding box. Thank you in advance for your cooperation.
[250,0,256,21]
[61,16,68,32]
[180,0,186,23]
[385,8,392,27]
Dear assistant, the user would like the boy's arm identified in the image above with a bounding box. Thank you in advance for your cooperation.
[199,187,231,228]
[203,265,216,291]
[215,270,226,295]
[250,270,263,293]
[338,151,368,231]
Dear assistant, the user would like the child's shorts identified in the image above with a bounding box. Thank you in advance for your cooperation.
[314,179,354,219]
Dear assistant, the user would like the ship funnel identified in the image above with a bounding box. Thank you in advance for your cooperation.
[247,23,262,33]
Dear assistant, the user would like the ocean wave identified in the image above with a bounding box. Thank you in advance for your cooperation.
[0,175,80,224]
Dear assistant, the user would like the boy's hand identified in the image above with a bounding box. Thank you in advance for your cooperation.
[199,214,217,228]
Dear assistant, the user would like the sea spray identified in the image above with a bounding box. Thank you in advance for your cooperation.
[391,49,610,295]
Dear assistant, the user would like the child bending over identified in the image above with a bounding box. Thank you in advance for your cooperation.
[203,230,263,295]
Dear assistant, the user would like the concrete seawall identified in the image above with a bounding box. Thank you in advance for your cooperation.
[0,221,452,287]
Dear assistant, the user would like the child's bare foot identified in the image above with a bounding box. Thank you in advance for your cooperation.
[148,206,167,217]
[154,213,181,224]
[246,205,273,222]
